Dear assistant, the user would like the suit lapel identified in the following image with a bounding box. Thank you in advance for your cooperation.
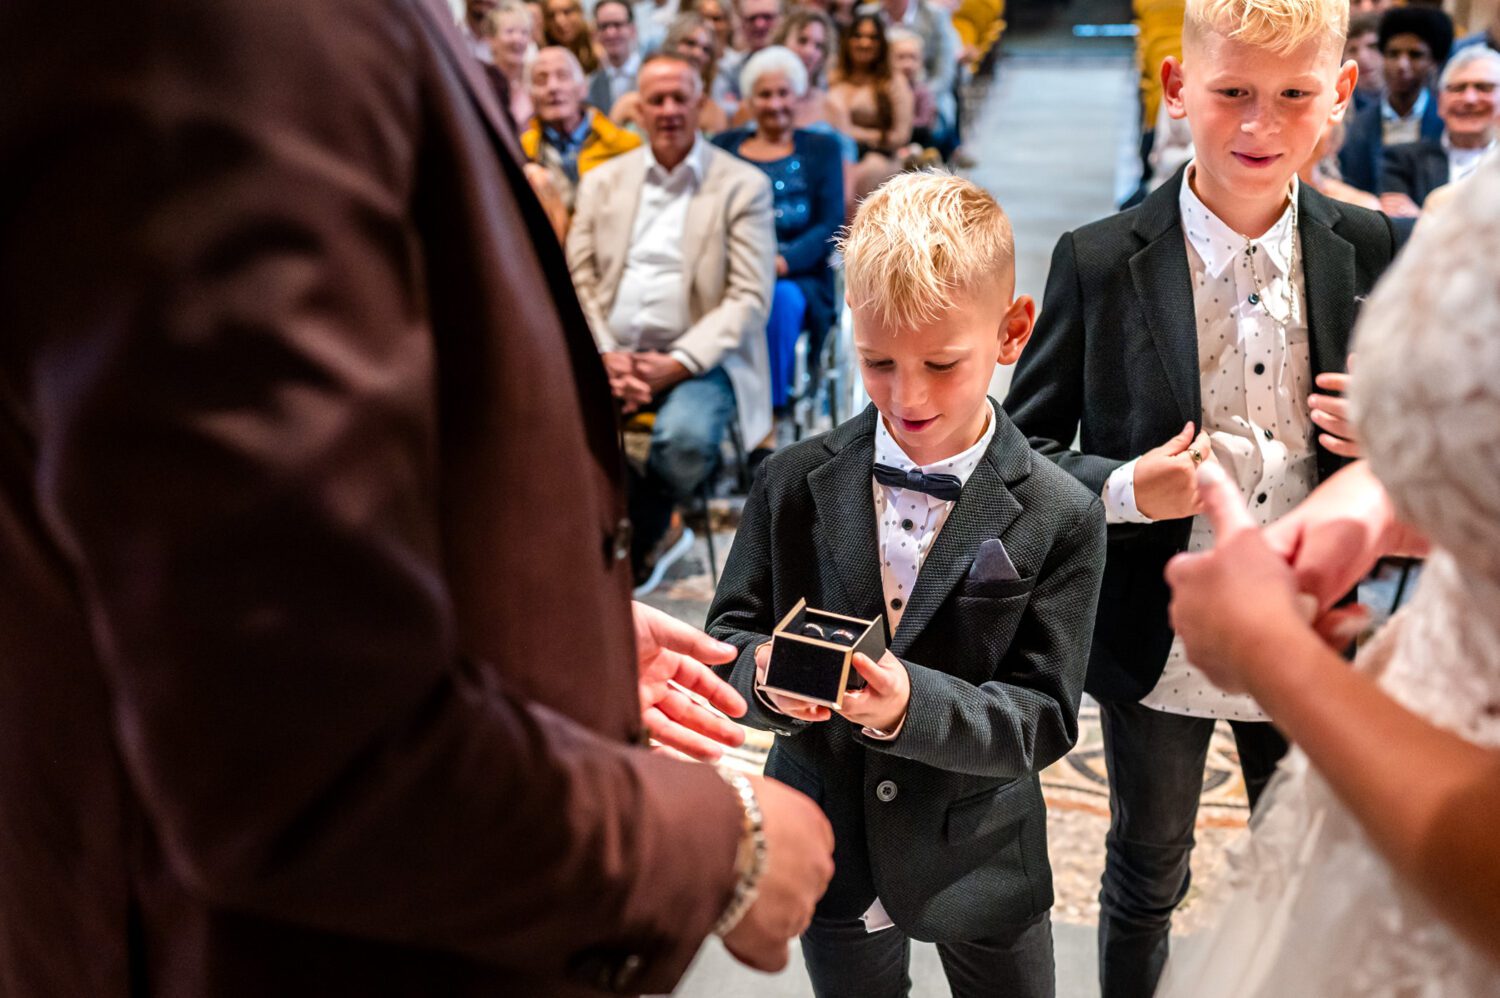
[807,407,885,622]
[602,153,649,302]
[414,0,527,165]
[890,410,1027,657]
[1129,174,1200,427]
[1297,186,1355,379]
[681,151,720,314]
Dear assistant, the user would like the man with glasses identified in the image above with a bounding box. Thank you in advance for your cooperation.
[720,0,784,100]
[1381,46,1500,214]
[589,0,642,109]
[1340,6,1454,192]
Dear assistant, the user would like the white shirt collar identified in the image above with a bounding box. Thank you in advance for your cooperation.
[1179,162,1298,281]
[608,49,641,78]
[1382,88,1429,123]
[1441,131,1496,157]
[644,135,708,186]
[874,404,995,488]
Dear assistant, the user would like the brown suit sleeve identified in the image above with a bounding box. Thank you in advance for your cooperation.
[1,0,737,990]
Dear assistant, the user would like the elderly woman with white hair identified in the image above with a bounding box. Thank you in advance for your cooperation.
[712,45,845,412]
[1154,159,1500,996]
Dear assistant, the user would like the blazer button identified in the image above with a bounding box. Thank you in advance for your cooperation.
[876,780,898,802]
[901,518,914,531]
[610,517,632,562]
[611,954,644,991]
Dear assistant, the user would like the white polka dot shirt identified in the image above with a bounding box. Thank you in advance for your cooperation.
[873,408,995,636]
[1112,165,1318,722]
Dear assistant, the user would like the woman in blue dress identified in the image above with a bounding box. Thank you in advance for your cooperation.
[713,46,846,411]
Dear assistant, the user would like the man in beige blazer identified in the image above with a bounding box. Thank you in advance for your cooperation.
[568,53,776,591]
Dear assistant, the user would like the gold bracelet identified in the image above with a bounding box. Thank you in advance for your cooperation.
[712,767,767,937]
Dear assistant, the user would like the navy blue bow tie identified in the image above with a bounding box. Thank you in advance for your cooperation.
[873,463,963,502]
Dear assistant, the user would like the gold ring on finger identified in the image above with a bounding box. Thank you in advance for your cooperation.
[1188,447,1204,465]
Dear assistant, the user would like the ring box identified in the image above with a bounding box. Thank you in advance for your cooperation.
[760,598,888,710]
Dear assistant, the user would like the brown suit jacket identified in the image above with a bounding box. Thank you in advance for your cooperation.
[0,1,739,995]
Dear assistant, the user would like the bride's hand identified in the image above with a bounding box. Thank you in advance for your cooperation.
[1165,464,1312,695]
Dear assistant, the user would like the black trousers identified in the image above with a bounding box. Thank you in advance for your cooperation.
[1094,698,1288,998]
[800,908,1055,998]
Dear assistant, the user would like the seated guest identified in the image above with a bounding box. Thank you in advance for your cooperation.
[721,0,787,102]
[829,13,915,199]
[714,46,845,410]
[543,0,600,73]
[1339,6,1453,192]
[828,0,858,33]
[483,1,536,126]
[888,27,941,154]
[1345,11,1384,112]
[869,0,960,148]
[681,0,741,106]
[1381,46,1500,214]
[522,47,643,216]
[588,0,642,112]
[568,54,775,592]
[613,13,732,133]
[771,7,856,151]
[732,10,852,141]
[464,0,502,62]
[684,0,736,53]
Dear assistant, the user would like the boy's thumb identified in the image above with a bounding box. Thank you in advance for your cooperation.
[1159,421,1196,456]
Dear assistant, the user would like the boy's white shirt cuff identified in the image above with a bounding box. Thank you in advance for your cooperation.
[669,347,703,375]
[1103,457,1155,524]
[861,714,906,741]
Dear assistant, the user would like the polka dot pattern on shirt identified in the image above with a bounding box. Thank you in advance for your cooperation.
[1139,170,1320,723]
[873,412,994,634]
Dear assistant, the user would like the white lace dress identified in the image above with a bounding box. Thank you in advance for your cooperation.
[1156,552,1500,997]
[1157,161,1500,997]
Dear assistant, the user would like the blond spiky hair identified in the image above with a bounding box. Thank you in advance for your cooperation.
[1184,0,1347,56]
[838,171,1015,330]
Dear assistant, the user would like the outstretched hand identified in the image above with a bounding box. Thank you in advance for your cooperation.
[633,602,747,761]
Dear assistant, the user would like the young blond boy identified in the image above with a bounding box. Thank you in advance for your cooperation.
[708,173,1106,998]
[1004,0,1404,993]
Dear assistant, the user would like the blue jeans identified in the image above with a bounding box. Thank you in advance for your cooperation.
[766,279,807,409]
[1095,698,1287,998]
[627,366,736,568]
[800,910,1055,998]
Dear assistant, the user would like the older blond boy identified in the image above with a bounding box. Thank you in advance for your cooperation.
[1004,0,1405,993]
[707,173,1106,998]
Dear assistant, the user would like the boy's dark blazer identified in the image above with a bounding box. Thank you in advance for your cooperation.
[1003,167,1404,703]
[707,401,1105,940]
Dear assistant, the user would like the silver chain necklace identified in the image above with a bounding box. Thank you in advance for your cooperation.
[1243,188,1300,329]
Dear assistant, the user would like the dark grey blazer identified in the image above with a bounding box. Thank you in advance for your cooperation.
[1381,138,1449,206]
[1004,167,1403,703]
[707,402,1105,940]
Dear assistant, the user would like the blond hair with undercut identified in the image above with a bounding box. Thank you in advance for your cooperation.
[838,171,1015,331]
[1183,0,1347,57]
